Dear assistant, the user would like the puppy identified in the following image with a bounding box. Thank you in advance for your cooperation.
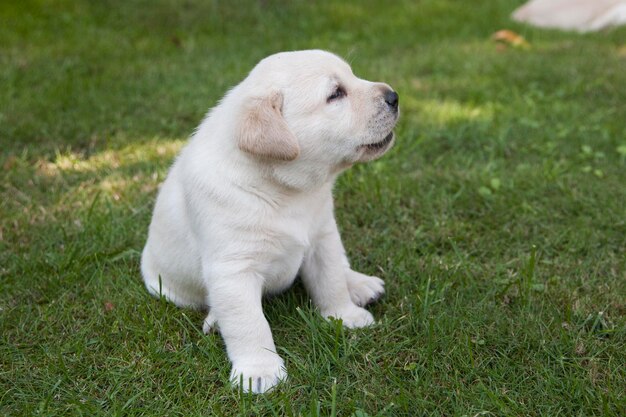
[512,0,626,32]
[141,50,399,393]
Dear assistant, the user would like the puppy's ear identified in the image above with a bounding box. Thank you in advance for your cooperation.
[237,91,300,161]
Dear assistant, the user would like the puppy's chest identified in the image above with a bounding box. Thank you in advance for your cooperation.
[260,216,312,294]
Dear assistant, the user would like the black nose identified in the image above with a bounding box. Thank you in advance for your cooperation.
[384,90,399,111]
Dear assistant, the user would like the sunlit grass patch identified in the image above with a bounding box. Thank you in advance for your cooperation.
[1,138,183,253]
[404,96,496,127]
[43,139,183,175]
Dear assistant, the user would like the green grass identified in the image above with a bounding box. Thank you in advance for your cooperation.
[1,0,625,415]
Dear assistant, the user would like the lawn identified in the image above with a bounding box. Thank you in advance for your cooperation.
[1,0,625,415]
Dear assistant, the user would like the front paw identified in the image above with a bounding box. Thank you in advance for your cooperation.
[230,353,287,394]
[322,304,374,329]
[346,271,385,307]
[202,310,217,334]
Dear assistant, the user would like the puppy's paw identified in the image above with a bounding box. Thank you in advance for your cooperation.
[202,310,217,334]
[323,304,375,329]
[346,271,385,307]
[230,353,287,394]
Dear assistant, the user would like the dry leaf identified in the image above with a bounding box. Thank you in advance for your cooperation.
[3,155,17,171]
[170,35,182,48]
[492,29,530,49]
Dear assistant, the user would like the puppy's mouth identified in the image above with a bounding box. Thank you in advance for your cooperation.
[365,132,394,151]
[358,131,394,161]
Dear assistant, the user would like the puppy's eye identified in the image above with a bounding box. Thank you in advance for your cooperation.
[327,86,346,102]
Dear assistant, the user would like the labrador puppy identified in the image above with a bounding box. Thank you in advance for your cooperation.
[512,0,626,32]
[141,50,399,393]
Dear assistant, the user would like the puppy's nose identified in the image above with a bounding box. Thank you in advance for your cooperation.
[384,90,399,111]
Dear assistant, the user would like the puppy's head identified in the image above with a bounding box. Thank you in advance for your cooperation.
[234,50,399,168]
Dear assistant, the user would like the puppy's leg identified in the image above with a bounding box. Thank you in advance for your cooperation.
[207,272,286,393]
[301,221,376,328]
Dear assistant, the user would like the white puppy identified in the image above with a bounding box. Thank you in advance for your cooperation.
[141,50,399,393]
[512,0,626,32]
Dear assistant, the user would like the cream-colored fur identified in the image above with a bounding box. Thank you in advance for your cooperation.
[512,0,626,32]
[141,50,399,393]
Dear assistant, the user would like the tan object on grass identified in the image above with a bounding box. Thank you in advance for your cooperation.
[492,29,531,49]
[512,0,626,32]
